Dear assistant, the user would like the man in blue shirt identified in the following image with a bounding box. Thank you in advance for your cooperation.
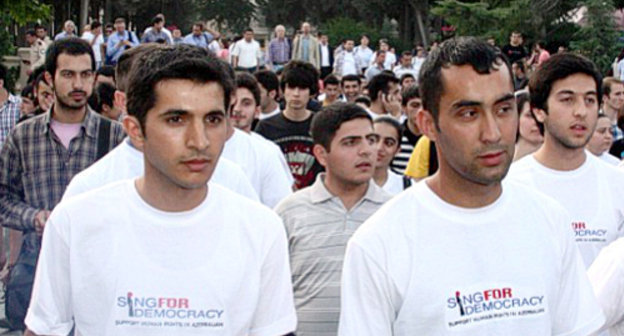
[182,22,213,49]
[140,16,171,44]
[106,17,138,65]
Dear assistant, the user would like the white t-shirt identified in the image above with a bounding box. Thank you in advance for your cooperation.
[259,107,281,120]
[338,180,604,336]
[63,139,259,202]
[232,40,262,68]
[250,131,294,186]
[26,181,296,336]
[341,52,357,76]
[377,170,404,196]
[81,31,105,63]
[599,152,621,166]
[222,129,293,208]
[508,153,624,268]
[588,237,624,336]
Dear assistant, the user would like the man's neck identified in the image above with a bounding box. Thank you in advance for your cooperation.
[369,100,385,115]
[603,104,618,122]
[283,107,311,121]
[135,174,208,212]
[373,167,388,187]
[262,100,279,114]
[323,174,369,211]
[533,136,587,171]
[406,121,419,136]
[52,103,87,124]
[514,138,540,161]
[426,164,502,208]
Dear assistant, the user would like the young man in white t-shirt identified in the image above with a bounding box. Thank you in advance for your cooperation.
[231,28,262,72]
[25,44,296,336]
[338,37,604,336]
[508,53,624,269]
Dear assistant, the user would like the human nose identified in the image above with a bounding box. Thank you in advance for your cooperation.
[186,119,209,151]
[480,112,502,144]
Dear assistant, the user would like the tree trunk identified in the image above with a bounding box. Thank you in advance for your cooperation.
[80,0,90,33]
[104,0,112,24]
[415,6,428,48]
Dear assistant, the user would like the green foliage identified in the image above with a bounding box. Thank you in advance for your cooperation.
[569,0,621,74]
[0,0,51,58]
[431,0,512,39]
[199,0,258,33]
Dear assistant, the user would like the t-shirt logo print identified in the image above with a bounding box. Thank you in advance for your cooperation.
[445,286,546,330]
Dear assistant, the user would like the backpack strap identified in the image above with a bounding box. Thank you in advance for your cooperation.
[96,117,111,160]
[402,175,412,190]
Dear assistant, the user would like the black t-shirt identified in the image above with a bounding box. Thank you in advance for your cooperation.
[502,44,528,64]
[255,112,324,189]
[610,138,624,159]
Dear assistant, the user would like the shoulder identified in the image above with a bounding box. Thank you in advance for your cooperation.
[210,183,283,231]
[8,113,47,141]
[274,187,313,215]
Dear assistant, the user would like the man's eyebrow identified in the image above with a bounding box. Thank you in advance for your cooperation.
[451,100,481,110]
[494,93,515,105]
[555,89,598,96]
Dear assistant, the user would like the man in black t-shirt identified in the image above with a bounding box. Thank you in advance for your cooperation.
[501,31,527,64]
[255,60,324,189]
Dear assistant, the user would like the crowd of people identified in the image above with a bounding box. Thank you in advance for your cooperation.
[0,13,624,336]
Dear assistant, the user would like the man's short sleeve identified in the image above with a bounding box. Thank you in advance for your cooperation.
[249,217,296,336]
[552,212,605,336]
[338,240,396,336]
[587,238,624,334]
[24,208,74,335]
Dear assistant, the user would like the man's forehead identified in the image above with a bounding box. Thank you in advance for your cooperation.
[56,53,92,70]
[440,64,513,102]
[236,87,254,98]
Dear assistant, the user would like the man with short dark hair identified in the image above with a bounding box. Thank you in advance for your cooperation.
[501,31,527,64]
[393,51,418,81]
[106,17,138,65]
[367,73,401,119]
[399,73,415,92]
[81,21,104,69]
[232,28,262,72]
[354,34,373,73]
[334,38,361,77]
[512,60,528,91]
[364,50,386,81]
[255,60,324,189]
[318,32,334,79]
[276,102,389,335]
[339,37,604,335]
[509,53,624,269]
[0,38,125,329]
[92,82,121,120]
[254,70,281,120]
[25,43,296,336]
[390,85,422,174]
[0,63,21,148]
[35,25,51,47]
[142,13,173,43]
[341,75,361,103]
[320,75,341,106]
[182,22,212,49]
[140,16,171,44]
[600,77,624,149]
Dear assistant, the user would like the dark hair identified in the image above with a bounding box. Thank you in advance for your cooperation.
[26,29,36,37]
[35,25,47,31]
[401,85,420,107]
[374,116,402,142]
[361,34,370,40]
[114,17,126,24]
[529,52,602,112]
[401,51,412,58]
[193,22,204,30]
[341,74,361,86]
[105,23,114,30]
[152,16,164,26]
[93,82,116,113]
[97,65,115,80]
[515,91,544,139]
[323,74,339,86]
[535,41,546,49]
[116,44,161,92]
[311,102,372,151]
[254,69,279,94]
[419,36,512,122]
[400,73,415,86]
[235,71,261,106]
[354,95,371,107]
[45,37,95,78]
[603,77,623,97]
[126,44,234,132]
[513,61,525,74]
[244,27,254,33]
[367,73,399,101]
[21,84,35,101]
[91,21,102,29]
[280,60,319,95]
[0,63,7,84]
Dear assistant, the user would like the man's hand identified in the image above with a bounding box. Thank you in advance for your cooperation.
[382,93,402,118]
[34,210,51,235]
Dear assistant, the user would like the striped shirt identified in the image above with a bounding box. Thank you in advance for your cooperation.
[275,174,391,336]
[266,37,290,64]
[0,94,21,149]
[0,108,125,250]
[390,121,421,174]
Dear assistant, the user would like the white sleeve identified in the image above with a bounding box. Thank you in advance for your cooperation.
[249,218,296,336]
[24,209,74,335]
[231,42,240,57]
[588,239,624,333]
[338,241,396,336]
[259,149,292,208]
[552,214,605,336]
[234,172,260,202]
[62,174,89,200]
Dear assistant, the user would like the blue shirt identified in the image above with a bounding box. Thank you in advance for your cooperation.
[182,33,213,48]
[141,29,171,44]
[106,30,139,64]
[302,37,310,62]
